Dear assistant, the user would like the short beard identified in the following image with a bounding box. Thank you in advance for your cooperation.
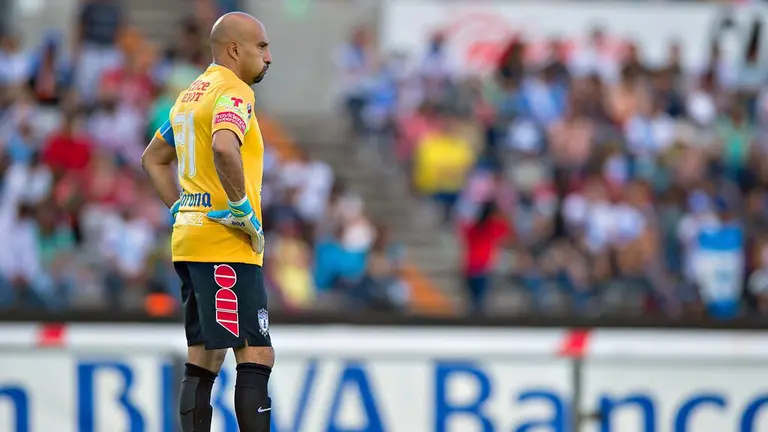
[253,65,269,84]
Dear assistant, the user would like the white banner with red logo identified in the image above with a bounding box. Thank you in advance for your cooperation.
[381,0,768,75]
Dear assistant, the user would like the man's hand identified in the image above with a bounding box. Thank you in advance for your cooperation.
[206,196,265,253]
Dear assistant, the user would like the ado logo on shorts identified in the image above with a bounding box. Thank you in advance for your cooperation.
[213,264,239,337]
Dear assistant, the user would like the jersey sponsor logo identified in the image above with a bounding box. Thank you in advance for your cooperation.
[213,265,239,336]
[213,264,237,289]
[179,192,212,208]
[187,79,210,92]
[213,111,247,134]
[214,95,247,114]
[180,80,211,103]
[179,91,204,103]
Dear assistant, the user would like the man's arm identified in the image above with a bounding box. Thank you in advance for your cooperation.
[204,87,264,252]
[212,129,246,202]
[209,87,254,203]
[206,128,264,253]
[142,132,178,208]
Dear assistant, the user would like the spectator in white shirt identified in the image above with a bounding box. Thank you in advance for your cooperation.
[700,42,735,91]
[677,190,719,285]
[280,150,335,222]
[420,33,452,80]
[420,32,454,104]
[687,70,718,127]
[89,91,144,168]
[563,176,646,254]
[626,97,676,158]
[298,158,334,222]
[100,206,154,308]
[0,33,30,85]
[0,154,31,275]
[569,26,621,83]
[74,0,124,103]
[21,152,53,205]
[0,204,62,308]
[339,195,374,252]
[336,26,374,135]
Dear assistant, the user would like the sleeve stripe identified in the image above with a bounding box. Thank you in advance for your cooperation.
[159,120,175,146]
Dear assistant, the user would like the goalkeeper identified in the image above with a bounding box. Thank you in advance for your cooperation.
[142,11,274,432]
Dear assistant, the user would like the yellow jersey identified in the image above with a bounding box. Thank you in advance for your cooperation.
[413,132,475,194]
[155,64,264,265]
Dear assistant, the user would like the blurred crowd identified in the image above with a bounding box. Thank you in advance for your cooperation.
[339,24,768,319]
[5,0,764,319]
[0,0,407,313]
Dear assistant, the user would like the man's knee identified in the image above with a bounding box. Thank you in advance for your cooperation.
[188,346,228,373]
[234,346,275,368]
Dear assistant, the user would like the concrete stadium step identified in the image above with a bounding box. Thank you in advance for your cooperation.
[389,228,447,245]
[408,247,460,269]
[276,114,464,306]
[126,0,187,45]
[429,277,465,312]
[278,117,348,146]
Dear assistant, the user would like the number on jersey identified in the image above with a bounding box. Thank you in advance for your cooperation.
[173,112,196,178]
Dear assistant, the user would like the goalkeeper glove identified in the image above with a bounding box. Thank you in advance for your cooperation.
[206,196,265,253]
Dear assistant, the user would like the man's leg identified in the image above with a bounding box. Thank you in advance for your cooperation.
[175,262,226,432]
[231,262,274,432]
[179,346,227,432]
[187,262,275,432]
[234,346,275,432]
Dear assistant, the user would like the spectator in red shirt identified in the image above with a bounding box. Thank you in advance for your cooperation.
[42,111,92,174]
[83,152,137,207]
[459,201,512,314]
[100,46,155,110]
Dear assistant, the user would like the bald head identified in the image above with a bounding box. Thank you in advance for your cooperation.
[210,12,263,58]
[209,12,271,84]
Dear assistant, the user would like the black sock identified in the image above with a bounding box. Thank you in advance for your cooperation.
[179,363,217,432]
[234,362,272,432]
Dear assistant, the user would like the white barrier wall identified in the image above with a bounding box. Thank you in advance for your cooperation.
[2,324,768,432]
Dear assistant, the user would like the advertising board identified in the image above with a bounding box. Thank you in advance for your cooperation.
[2,325,768,432]
[582,359,768,432]
[381,0,768,74]
[0,351,176,432]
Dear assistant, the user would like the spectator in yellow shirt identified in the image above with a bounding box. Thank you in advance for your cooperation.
[413,113,476,222]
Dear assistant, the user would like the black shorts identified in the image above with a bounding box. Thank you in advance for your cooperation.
[174,261,271,350]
